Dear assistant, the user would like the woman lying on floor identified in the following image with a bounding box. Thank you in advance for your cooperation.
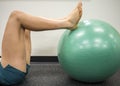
[0,1,82,85]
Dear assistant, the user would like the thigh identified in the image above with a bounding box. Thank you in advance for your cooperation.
[2,14,26,72]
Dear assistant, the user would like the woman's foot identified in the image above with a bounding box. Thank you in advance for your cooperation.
[66,1,82,30]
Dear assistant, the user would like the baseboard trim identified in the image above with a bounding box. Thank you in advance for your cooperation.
[0,56,58,62]
[31,56,58,62]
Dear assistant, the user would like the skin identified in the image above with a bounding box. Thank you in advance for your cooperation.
[1,1,82,73]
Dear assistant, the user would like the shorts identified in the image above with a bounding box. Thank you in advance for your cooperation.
[0,63,30,85]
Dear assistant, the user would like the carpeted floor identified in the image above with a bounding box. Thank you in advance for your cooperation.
[5,62,120,86]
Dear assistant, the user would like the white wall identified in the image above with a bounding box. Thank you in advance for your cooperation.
[0,0,120,56]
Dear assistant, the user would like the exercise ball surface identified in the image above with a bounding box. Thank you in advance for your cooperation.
[58,19,120,83]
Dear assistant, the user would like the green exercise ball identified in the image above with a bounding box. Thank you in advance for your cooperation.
[58,19,120,83]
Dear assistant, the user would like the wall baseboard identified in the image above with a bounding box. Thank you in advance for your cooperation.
[31,56,58,62]
[0,56,58,62]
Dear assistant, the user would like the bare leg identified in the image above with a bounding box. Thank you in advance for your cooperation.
[15,1,82,31]
[1,14,27,72]
[25,30,31,65]
[1,1,82,72]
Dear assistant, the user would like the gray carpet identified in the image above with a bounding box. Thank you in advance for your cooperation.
[10,62,120,86]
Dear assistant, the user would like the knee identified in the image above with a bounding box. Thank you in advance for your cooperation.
[9,10,22,20]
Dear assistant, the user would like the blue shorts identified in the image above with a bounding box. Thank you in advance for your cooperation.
[0,63,30,85]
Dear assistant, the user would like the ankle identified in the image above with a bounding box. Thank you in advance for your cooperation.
[64,19,76,30]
